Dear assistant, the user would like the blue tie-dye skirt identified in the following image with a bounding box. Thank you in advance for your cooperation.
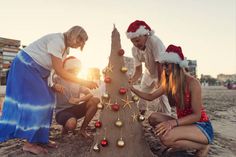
[0,50,55,144]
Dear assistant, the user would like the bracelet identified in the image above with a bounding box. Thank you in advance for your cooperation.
[175,119,179,127]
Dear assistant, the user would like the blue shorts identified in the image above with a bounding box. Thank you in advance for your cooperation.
[195,121,214,144]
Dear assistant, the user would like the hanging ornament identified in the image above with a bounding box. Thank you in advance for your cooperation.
[102,93,110,100]
[95,121,102,128]
[138,114,145,122]
[119,87,127,95]
[104,76,112,83]
[93,143,100,152]
[118,49,125,56]
[115,118,123,127]
[111,103,120,111]
[101,138,109,147]
[117,138,125,147]
[132,95,139,102]
[120,67,128,73]
[97,103,104,109]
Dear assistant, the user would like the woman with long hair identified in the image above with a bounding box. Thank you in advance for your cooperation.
[130,44,213,157]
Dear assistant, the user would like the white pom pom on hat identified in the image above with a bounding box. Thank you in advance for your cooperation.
[63,56,82,70]
[159,44,189,68]
[126,20,154,39]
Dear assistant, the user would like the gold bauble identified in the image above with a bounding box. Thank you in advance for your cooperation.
[138,114,145,122]
[117,138,125,147]
[93,143,100,152]
[132,95,139,102]
[97,103,104,109]
[102,93,110,99]
[120,67,128,73]
[115,119,123,127]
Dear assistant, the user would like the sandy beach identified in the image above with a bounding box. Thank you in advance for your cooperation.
[0,86,236,157]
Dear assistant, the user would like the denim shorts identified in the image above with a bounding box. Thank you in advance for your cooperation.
[195,121,214,144]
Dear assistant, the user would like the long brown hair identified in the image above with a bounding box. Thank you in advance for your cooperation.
[161,63,186,109]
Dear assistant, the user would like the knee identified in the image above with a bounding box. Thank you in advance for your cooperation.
[88,97,100,105]
[65,118,77,131]
[148,113,160,127]
[160,135,174,147]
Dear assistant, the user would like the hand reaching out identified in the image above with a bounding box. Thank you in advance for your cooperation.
[53,84,65,94]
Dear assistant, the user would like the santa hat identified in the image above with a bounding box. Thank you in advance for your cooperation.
[63,56,82,70]
[126,20,154,39]
[159,44,189,68]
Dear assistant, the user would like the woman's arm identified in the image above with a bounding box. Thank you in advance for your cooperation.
[130,85,165,101]
[51,55,98,89]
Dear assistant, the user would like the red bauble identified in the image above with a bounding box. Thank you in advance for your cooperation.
[95,121,102,128]
[119,87,127,95]
[104,76,111,83]
[101,139,108,147]
[118,49,125,56]
[111,103,120,111]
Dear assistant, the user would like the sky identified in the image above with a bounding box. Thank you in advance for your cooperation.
[1,0,235,78]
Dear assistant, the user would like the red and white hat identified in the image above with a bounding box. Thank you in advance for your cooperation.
[159,44,189,68]
[63,56,82,70]
[126,20,154,39]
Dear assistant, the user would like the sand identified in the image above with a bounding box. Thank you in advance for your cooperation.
[0,86,236,157]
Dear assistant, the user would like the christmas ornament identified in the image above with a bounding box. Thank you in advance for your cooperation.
[104,76,112,83]
[93,143,100,152]
[117,138,125,147]
[138,114,145,122]
[106,64,113,73]
[131,112,138,122]
[115,118,123,127]
[132,95,139,102]
[121,96,134,109]
[101,138,109,147]
[105,99,112,109]
[95,121,102,128]
[102,93,110,99]
[111,103,120,111]
[97,103,104,109]
[119,87,127,95]
[120,67,128,73]
[118,49,125,56]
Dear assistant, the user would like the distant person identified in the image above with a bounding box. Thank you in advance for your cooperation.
[126,20,171,115]
[130,44,214,157]
[52,57,99,138]
[0,26,98,155]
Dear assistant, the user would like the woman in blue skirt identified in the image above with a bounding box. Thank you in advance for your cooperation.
[0,26,98,154]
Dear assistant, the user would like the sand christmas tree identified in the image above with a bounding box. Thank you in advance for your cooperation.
[90,26,155,157]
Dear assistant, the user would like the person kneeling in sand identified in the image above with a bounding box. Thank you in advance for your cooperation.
[130,45,214,157]
[52,57,99,138]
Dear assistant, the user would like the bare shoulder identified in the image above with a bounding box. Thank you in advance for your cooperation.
[187,75,201,92]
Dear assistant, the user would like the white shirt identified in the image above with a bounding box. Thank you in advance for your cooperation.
[23,33,66,70]
[132,35,165,78]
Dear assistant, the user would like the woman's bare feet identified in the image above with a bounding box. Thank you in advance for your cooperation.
[195,145,210,157]
[47,140,58,148]
[23,142,48,155]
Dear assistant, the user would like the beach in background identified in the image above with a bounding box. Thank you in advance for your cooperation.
[0,86,236,157]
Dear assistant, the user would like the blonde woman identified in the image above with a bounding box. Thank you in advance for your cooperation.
[0,26,98,154]
[130,45,213,157]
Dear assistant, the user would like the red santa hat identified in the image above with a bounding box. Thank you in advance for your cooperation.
[63,56,82,70]
[159,44,189,68]
[126,20,154,39]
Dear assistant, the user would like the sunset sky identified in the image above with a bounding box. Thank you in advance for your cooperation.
[1,0,235,78]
